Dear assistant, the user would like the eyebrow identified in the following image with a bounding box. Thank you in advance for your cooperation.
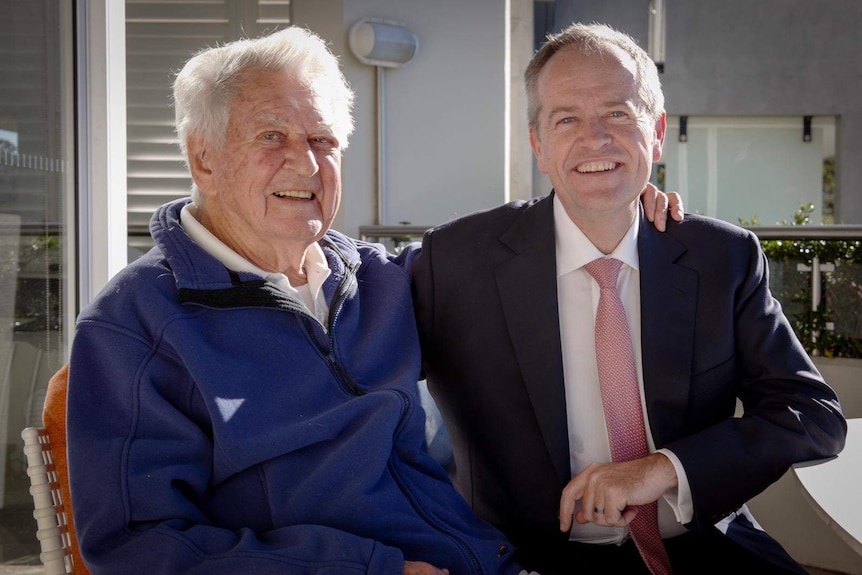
[546,99,637,116]
[255,113,289,127]
[255,113,336,134]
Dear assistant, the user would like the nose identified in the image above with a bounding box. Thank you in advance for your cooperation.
[580,116,611,149]
[282,139,319,177]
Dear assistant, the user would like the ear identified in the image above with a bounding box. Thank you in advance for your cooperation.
[529,127,549,174]
[652,113,667,163]
[187,133,215,194]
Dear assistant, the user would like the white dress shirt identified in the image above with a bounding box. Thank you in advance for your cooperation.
[553,196,693,544]
[180,203,332,326]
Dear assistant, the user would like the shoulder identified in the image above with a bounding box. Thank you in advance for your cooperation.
[663,213,759,251]
[76,248,179,327]
[323,228,416,281]
[427,195,551,245]
[653,213,763,273]
[323,228,391,267]
[670,213,754,238]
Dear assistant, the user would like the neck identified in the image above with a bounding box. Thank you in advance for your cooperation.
[199,210,312,286]
[566,204,637,255]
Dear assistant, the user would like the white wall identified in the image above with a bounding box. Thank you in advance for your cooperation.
[293,0,510,238]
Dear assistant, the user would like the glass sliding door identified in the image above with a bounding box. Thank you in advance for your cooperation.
[0,0,75,564]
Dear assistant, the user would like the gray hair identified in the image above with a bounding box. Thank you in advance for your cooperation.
[524,22,665,131]
[173,27,355,203]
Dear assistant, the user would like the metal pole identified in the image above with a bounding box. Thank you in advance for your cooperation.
[811,256,821,355]
[376,66,387,226]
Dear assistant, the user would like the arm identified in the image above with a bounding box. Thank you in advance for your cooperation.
[558,228,846,533]
[67,323,405,575]
[665,235,846,531]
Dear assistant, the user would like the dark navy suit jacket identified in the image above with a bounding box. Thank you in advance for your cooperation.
[412,192,846,570]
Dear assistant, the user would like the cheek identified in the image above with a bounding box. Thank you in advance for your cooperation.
[532,142,554,174]
[321,157,342,193]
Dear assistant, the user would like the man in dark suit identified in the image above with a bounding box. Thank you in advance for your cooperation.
[411,22,846,575]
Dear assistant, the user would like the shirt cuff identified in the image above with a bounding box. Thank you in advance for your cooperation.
[657,447,694,524]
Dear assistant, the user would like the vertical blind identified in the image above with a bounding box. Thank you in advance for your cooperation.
[125,0,291,243]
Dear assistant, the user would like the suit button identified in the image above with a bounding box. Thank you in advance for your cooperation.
[498,544,509,557]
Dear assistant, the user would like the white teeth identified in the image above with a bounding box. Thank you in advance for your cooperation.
[576,161,617,173]
[274,190,313,199]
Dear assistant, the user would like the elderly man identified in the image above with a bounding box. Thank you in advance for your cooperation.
[66,27,523,575]
[412,22,846,575]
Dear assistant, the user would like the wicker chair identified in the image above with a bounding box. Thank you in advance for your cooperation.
[20,364,89,574]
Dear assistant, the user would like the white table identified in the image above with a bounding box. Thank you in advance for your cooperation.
[792,418,862,557]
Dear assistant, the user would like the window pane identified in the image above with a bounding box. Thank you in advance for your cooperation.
[662,116,836,226]
[126,0,293,257]
[0,0,74,563]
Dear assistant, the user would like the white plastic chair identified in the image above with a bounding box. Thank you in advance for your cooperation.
[21,426,75,575]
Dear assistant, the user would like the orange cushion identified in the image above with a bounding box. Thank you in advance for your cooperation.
[42,363,89,575]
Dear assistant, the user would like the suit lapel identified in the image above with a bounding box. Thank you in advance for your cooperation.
[493,195,571,484]
[638,212,698,447]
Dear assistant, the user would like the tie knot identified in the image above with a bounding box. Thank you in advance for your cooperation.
[584,258,623,289]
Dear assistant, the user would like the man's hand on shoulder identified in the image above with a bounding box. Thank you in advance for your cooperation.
[641,183,684,232]
[558,452,678,531]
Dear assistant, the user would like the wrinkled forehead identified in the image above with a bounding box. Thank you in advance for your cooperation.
[236,69,339,122]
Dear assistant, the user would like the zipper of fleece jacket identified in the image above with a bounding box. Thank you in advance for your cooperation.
[301,258,366,398]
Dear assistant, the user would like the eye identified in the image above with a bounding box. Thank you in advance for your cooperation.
[608,110,629,119]
[261,132,283,142]
[310,136,338,149]
[557,117,575,125]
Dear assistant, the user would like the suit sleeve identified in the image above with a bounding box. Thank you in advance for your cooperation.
[663,232,846,532]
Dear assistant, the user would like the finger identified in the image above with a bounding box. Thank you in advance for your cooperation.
[579,478,599,525]
[600,502,628,527]
[559,493,578,531]
[620,505,640,526]
[641,183,658,222]
[576,502,595,525]
[668,191,685,222]
[559,476,586,532]
[595,503,609,524]
[654,190,669,232]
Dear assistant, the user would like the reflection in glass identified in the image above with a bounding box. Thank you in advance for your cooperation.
[0,0,74,563]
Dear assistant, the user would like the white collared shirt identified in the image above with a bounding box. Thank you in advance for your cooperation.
[180,203,331,326]
[553,196,693,543]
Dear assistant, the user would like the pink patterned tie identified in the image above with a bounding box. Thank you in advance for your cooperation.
[584,258,673,575]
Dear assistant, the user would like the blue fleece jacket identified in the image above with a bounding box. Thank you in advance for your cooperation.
[66,198,520,575]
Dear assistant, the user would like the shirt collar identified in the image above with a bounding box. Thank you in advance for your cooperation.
[553,194,640,276]
[180,202,331,296]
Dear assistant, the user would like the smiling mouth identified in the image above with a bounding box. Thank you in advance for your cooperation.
[273,190,314,199]
[576,161,618,174]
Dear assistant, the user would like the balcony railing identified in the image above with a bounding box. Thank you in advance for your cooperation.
[361,223,862,360]
[359,225,427,254]
[12,220,861,360]
[746,225,862,359]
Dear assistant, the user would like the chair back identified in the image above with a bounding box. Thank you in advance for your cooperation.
[21,426,74,575]
[21,364,89,574]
